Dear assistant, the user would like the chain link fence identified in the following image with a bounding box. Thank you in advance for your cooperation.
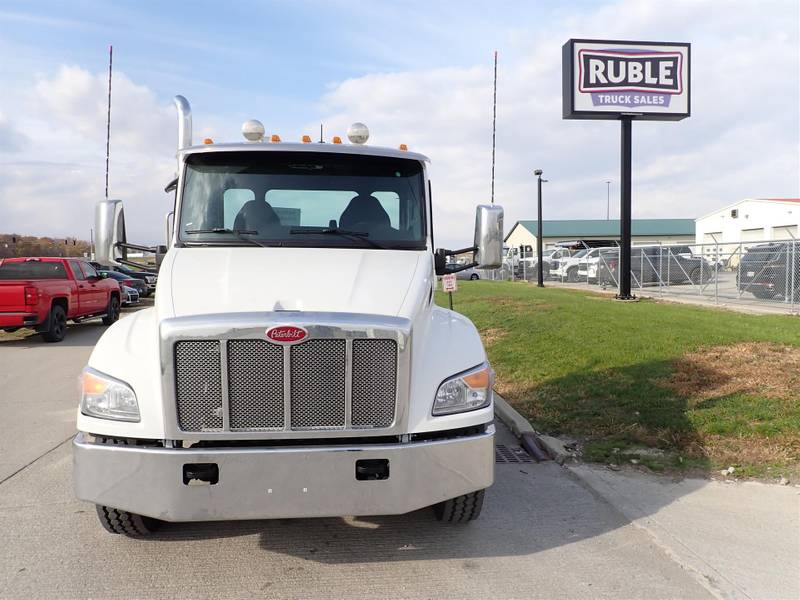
[477,238,800,313]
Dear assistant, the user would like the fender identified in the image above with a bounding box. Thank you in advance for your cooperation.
[77,308,166,439]
[407,305,493,432]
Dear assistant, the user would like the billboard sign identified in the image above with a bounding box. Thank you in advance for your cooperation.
[563,39,690,121]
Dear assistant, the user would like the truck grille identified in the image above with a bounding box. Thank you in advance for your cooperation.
[227,340,284,431]
[174,338,397,433]
[290,339,346,429]
[175,341,223,431]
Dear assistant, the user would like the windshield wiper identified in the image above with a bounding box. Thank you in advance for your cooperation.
[184,228,269,248]
[289,227,386,249]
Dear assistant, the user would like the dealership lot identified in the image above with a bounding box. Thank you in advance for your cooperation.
[0,316,721,599]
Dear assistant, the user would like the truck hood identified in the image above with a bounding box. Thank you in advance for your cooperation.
[164,247,426,318]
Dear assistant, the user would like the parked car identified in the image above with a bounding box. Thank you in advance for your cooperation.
[737,242,800,300]
[0,257,121,342]
[121,285,140,306]
[596,246,711,287]
[113,265,157,295]
[455,266,480,280]
[91,262,157,296]
[551,248,592,282]
[99,270,148,298]
[515,259,550,281]
[539,247,572,277]
[551,247,617,283]
[581,247,616,283]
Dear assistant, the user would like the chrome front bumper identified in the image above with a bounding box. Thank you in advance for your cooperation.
[73,426,494,522]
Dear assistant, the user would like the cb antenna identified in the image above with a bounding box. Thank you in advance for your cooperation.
[319,123,324,143]
[490,50,498,204]
[104,44,113,199]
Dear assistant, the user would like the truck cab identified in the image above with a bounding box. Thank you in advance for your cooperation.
[73,97,504,534]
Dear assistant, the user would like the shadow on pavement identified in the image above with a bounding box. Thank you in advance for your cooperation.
[0,320,108,348]
[141,456,708,564]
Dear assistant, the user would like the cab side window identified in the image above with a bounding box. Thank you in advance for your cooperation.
[80,263,99,279]
[69,260,86,280]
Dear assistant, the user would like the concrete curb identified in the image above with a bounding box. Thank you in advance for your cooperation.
[494,391,574,464]
[493,391,533,437]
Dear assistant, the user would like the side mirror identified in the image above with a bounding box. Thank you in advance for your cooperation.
[155,245,168,269]
[95,200,127,266]
[474,204,504,269]
[164,177,178,193]
[165,211,175,248]
[99,272,108,279]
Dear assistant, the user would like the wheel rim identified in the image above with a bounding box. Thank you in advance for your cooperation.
[54,313,65,337]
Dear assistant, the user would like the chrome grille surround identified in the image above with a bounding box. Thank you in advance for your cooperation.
[161,312,410,440]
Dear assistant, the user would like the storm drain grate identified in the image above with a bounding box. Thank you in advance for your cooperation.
[495,444,534,464]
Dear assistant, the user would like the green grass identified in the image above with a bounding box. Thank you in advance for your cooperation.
[437,281,800,478]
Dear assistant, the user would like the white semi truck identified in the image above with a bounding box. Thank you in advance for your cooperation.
[73,96,504,535]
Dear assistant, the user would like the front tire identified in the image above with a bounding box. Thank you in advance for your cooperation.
[41,305,67,343]
[433,489,485,523]
[102,294,120,326]
[567,268,579,282]
[470,273,479,280]
[96,505,159,536]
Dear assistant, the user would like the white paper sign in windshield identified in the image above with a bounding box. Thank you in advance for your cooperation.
[562,39,690,121]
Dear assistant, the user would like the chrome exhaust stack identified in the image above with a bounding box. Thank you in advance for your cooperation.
[173,95,192,150]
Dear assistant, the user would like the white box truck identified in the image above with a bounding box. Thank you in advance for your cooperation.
[73,96,503,535]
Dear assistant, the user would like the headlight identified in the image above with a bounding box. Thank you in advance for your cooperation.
[80,368,140,422]
[432,364,492,416]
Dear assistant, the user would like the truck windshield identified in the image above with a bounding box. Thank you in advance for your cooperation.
[179,151,426,250]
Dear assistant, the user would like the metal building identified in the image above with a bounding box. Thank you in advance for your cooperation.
[505,219,695,251]
[695,198,800,246]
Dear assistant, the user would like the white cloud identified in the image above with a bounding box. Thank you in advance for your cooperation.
[0,65,176,243]
[315,0,800,247]
[0,0,797,252]
[0,112,29,152]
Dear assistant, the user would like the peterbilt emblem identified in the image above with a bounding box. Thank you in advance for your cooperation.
[265,325,308,344]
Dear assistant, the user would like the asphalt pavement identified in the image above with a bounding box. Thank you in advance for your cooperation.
[0,313,717,599]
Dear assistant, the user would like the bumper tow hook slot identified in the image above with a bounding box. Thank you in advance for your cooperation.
[355,459,389,481]
[183,463,219,485]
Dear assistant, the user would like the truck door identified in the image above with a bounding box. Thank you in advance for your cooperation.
[77,262,106,313]
[67,260,86,313]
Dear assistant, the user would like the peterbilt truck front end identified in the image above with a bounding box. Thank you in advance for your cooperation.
[75,95,503,535]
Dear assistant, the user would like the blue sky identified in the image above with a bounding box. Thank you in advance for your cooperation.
[0,1,798,247]
[1,1,566,129]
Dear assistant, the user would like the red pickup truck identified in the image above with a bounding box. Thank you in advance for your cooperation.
[0,257,121,342]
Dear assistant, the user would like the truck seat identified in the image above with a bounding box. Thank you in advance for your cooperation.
[339,195,390,230]
[233,200,280,232]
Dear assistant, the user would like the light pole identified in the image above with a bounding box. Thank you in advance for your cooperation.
[605,180,611,220]
[534,169,548,288]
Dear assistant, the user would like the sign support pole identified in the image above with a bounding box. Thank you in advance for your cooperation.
[537,175,544,288]
[448,291,453,310]
[617,116,634,300]
[562,39,690,302]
